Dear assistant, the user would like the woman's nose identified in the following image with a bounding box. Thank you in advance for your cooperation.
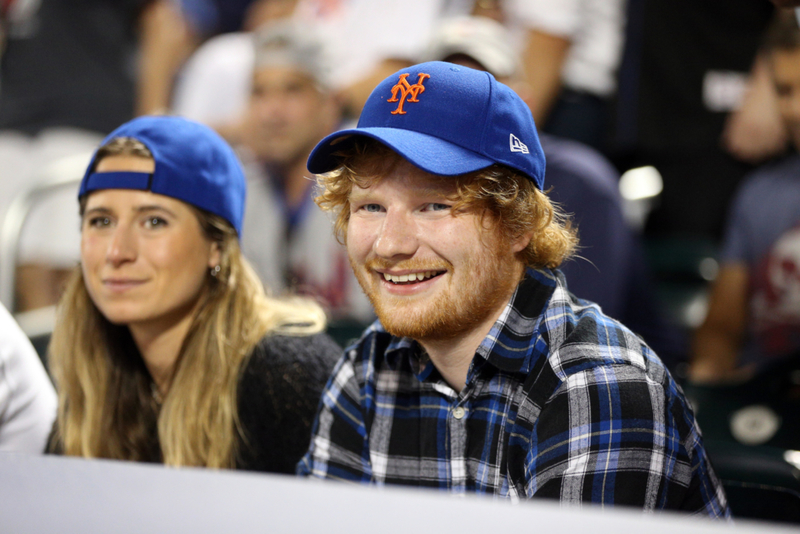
[106,225,137,266]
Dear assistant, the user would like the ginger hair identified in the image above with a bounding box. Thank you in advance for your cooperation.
[314,139,578,269]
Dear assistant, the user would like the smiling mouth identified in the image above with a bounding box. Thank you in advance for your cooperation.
[381,271,445,284]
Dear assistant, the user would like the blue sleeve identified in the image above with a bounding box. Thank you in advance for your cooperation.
[719,178,754,265]
[297,347,374,483]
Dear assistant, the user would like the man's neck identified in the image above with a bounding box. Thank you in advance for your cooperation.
[418,326,491,394]
[418,291,517,393]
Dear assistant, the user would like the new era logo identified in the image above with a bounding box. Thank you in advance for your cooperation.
[509,134,529,154]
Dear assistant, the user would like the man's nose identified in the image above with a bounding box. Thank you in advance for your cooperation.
[254,94,285,121]
[106,225,137,267]
[373,209,418,259]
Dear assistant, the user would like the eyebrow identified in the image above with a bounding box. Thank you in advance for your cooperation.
[83,205,179,218]
[350,182,457,199]
[418,185,458,198]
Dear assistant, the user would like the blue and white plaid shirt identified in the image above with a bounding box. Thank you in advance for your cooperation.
[299,268,729,516]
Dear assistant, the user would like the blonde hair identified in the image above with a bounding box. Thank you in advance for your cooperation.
[49,141,326,468]
[315,139,578,269]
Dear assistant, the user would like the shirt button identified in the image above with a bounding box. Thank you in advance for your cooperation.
[452,407,466,420]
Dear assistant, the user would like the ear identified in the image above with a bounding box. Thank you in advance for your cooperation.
[207,241,222,269]
[510,230,533,254]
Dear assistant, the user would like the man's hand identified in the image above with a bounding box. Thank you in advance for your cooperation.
[689,264,750,384]
[722,54,788,163]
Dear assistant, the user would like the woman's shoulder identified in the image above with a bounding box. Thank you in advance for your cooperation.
[252,331,341,362]
[243,331,342,385]
[235,331,342,473]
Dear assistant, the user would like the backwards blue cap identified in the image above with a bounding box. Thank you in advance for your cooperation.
[307,61,545,189]
[79,116,247,236]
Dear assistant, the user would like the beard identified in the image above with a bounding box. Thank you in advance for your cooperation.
[350,244,523,342]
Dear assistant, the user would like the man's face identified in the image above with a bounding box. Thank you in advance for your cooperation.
[772,47,800,151]
[247,65,336,166]
[346,158,528,341]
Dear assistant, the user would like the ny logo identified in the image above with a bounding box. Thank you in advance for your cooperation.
[387,73,431,115]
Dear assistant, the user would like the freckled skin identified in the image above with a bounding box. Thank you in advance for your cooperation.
[346,159,527,342]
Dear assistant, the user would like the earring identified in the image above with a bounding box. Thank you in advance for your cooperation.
[210,265,221,277]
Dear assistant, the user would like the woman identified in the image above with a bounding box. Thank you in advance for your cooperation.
[48,115,341,472]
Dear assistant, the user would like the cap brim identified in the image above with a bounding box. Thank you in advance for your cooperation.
[307,127,495,176]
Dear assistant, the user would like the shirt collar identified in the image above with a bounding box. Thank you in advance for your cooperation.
[380,268,561,379]
[383,335,437,381]
[474,268,559,375]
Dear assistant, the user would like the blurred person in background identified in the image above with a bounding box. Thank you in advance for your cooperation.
[0,0,149,312]
[136,0,297,116]
[690,11,800,384]
[48,116,340,472]
[613,0,774,241]
[173,20,374,323]
[0,302,56,452]
[169,0,463,121]
[473,0,627,152]
[238,22,373,323]
[146,0,451,119]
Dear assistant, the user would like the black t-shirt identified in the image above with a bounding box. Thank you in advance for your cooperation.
[635,0,774,153]
[0,0,146,135]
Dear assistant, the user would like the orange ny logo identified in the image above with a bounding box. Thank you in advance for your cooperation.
[387,73,431,115]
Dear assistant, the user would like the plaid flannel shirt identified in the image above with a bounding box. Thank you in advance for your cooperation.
[298,268,729,516]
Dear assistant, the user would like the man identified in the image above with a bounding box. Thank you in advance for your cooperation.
[236,21,373,322]
[691,12,800,384]
[297,61,728,514]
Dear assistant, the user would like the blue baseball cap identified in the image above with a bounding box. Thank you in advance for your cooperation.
[307,61,545,189]
[79,115,247,236]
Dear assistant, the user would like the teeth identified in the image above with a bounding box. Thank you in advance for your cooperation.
[382,271,440,283]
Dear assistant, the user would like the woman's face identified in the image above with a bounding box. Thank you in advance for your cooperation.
[80,155,220,330]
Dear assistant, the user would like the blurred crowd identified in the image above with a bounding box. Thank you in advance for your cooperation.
[1,0,799,520]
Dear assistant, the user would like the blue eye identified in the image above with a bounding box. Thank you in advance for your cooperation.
[425,203,450,211]
[144,217,167,228]
[363,204,383,213]
[87,216,111,228]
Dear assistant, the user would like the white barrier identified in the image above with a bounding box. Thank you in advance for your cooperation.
[0,453,790,534]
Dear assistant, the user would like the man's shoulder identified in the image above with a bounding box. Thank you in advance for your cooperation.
[342,321,396,361]
[726,153,800,229]
[246,331,342,381]
[742,153,800,191]
[539,274,663,384]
